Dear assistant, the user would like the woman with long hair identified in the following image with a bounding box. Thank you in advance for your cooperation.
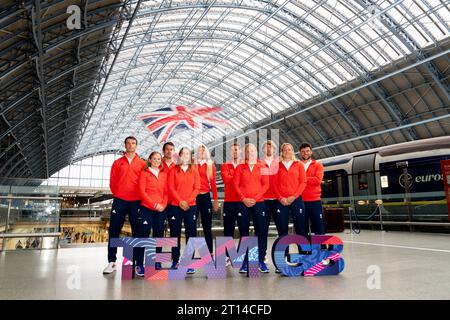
[195,144,219,256]
[167,147,200,274]
[134,151,168,276]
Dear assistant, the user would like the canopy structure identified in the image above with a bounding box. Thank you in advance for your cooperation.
[1,0,449,178]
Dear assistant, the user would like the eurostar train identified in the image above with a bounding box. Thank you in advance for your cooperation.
[320,136,450,223]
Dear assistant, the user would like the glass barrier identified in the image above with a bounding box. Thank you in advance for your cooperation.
[8,198,60,231]
[0,198,8,233]
[0,178,62,251]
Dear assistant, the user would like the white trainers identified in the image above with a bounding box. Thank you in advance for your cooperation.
[225,257,231,267]
[103,262,116,274]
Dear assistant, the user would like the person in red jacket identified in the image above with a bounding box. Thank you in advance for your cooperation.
[233,143,269,273]
[300,142,325,236]
[195,145,219,256]
[162,141,176,206]
[162,141,176,172]
[274,143,307,237]
[260,140,279,259]
[103,136,146,275]
[167,147,201,274]
[134,151,168,276]
[221,142,243,238]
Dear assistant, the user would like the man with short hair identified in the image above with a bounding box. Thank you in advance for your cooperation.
[162,142,176,172]
[300,143,325,236]
[103,136,146,274]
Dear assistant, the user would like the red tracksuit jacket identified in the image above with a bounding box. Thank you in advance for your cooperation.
[168,165,201,206]
[274,161,307,200]
[221,162,240,202]
[233,162,269,202]
[162,159,175,203]
[109,154,146,201]
[261,158,279,200]
[139,168,168,210]
[302,159,324,202]
[162,159,176,172]
[197,163,218,201]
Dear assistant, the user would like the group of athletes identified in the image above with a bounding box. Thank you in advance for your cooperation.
[103,136,325,276]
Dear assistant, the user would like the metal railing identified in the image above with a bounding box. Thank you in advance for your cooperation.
[0,195,63,251]
[0,232,61,251]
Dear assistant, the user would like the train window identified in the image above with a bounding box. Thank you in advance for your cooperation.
[358,171,368,190]
[322,179,333,192]
[380,176,389,188]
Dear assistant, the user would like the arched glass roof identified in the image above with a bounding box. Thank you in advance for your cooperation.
[75,0,449,158]
[1,0,448,179]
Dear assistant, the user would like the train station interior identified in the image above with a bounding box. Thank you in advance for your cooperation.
[0,0,449,300]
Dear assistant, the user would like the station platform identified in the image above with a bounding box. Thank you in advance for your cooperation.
[1,230,449,300]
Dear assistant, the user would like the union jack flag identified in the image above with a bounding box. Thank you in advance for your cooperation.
[139,105,229,143]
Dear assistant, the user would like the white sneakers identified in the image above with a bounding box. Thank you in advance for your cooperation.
[103,262,117,274]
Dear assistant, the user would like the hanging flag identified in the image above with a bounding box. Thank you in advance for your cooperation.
[139,105,229,143]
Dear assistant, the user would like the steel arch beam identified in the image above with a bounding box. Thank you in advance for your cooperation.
[359,0,450,102]
[95,29,365,152]
[208,47,450,149]
[74,0,146,163]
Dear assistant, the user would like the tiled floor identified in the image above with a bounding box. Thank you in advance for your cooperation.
[1,230,449,300]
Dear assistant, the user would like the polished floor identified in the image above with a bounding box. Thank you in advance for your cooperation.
[1,230,449,300]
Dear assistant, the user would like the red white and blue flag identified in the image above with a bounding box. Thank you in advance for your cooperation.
[139,105,228,143]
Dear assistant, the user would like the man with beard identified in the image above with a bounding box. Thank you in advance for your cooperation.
[299,143,325,236]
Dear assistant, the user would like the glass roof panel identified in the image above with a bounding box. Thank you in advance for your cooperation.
[74,0,449,158]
